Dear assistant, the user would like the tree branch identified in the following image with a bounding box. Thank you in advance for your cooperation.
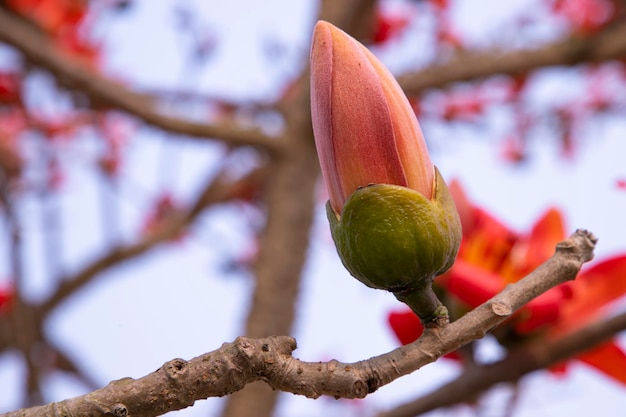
[218,2,383,415]
[377,310,626,417]
[1,230,596,417]
[397,22,626,95]
[0,8,282,151]
[39,165,267,315]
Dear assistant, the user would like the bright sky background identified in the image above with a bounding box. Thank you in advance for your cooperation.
[0,0,625,416]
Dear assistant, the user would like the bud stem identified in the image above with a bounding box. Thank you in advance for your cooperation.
[394,285,450,328]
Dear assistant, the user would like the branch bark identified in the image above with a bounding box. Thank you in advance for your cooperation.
[218,114,318,417]
[377,311,626,417]
[1,230,597,417]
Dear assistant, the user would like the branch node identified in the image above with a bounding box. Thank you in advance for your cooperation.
[273,336,298,355]
[163,358,188,381]
[366,376,382,393]
[491,301,512,317]
[556,229,597,264]
[352,380,370,398]
[112,403,128,417]
[235,337,256,358]
[417,346,441,360]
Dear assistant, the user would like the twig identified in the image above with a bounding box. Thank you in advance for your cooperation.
[40,165,267,315]
[218,58,320,417]
[376,310,626,417]
[396,22,626,94]
[1,230,597,417]
[0,170,46,406]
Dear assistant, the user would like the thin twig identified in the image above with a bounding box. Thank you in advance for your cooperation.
[0,170,45,406]
[376,311,626,417]
[40,165,267,315]
[396,22,626,94]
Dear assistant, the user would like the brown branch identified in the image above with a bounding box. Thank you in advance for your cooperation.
[397,21,626,95]
[0,165,266,406]
[0,171,45,406]
[377,311,626,417]
[49,341,102,392]
[1,230,597,417]
[218,50,318,417]
[0,8,282,151]
[316,0,377,40]
[39,165,267,315]
[218,2,383,415]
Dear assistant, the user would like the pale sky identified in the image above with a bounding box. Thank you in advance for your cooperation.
[1,1,625,416]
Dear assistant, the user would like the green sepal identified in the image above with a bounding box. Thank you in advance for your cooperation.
[327,167,462,324]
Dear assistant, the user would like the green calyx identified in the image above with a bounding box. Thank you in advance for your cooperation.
[327,167,462,325]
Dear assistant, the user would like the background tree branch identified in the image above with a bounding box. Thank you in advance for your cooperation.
[0,230,597,417]
[39,164,267,315]
[397,22,626,95]
[0,7,281,151]
[377,310,626,417]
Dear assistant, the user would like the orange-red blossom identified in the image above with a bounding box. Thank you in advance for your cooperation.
[388,182,626,383]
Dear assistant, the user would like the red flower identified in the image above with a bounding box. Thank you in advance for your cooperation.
[388,182,626,383]
[0,72,21,104]
[388,309,423,345]
[551,0,615,33]
[372,10,410,44]
[7,0,99,64]
[0,285,13,313]
[439,91,485,122]
[7,0,87,34]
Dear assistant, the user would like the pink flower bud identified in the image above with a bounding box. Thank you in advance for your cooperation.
[310,21,462,326]
[310,20,434,215]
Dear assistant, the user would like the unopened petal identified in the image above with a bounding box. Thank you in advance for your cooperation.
[359,44,434,198]
[310,21,344,212]
[311,21,411,212]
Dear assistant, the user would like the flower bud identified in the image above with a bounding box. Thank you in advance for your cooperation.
[327,169,461,323]
[310,20,434,215]
[310,21,461,325]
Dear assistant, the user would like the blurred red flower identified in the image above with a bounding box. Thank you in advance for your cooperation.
[7,0,99,64]
[388,180,626,384]
[0,285,13,313]
[371,8,410,44]
[552,0,615,33]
